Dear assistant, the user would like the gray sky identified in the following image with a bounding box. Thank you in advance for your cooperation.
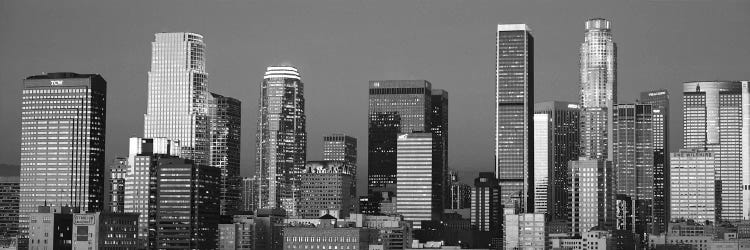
[1,0,749,188]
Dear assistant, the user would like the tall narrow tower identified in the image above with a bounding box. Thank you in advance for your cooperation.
[495,24,534,212]
[255,65,306,216]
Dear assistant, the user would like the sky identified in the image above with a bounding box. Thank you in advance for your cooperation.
[1,0,749,190]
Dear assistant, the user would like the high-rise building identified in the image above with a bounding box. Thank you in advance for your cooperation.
[323,133,357,166]
[431,89,449,211]
[20,72,107,247]
[241,177,258,213]
[471,172,502,245]
[255,65,306,216]
[640,89,670,233]
[670,148,717,224]
[299,161,356,219]
[448,170,471,210]
[533,101,580,218]
[368,80,432,213]
[106,157,127,213]
[569,159,615,235]
[209,92,242,215]
[579,18,617,161]
[504,212,547,250]
[144,32,210,166]
[0,176,19,248]
[495,24,534,212]
[396,133,438,229]
[612,103,654,235]
[682,81,749,221]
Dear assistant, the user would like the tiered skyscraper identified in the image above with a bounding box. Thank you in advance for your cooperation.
[19,72,107,247]
[495,24,534,212]
[639,89,669,233]
[255,65,307,216]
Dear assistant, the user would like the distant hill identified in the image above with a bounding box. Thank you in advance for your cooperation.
[0,164,20,177]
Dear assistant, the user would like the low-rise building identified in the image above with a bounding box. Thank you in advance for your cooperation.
[283,214,379,250]
[71,212,139,250]
[28,206,78,250]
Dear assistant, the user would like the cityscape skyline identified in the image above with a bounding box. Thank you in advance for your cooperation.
[2,1,750,194]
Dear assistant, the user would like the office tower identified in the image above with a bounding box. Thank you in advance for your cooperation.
[154,157,221,249]
[471,172,502,245]
[106,158,127,213]
[431,89,449,211]
[0,176,19,248]
[368,80,432,212]
[495,24,534,212]
[640,89,670,233]
[241,176,258,212]
[19,72,107,247]
[254,208,286,250]
[533,101,580,218]
[255,65,306,216]
[299,161,356,219]
[504,213,547,250]
[670,148,717,224]
[570,159,615,235]
[27,206,76,250]
[209,92,242,215]
[682,81,749,221]
[612,103,654,235]
[71,212,139,249]
[218,215,255,250]
[323,133,357,166]
[396,133,438,229]
[144,32,210,165]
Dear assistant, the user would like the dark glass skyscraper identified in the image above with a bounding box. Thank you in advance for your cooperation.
[255,65,306,216]
[20,72,107,245]
[639,89,669,233]
[209,92,242,215]
[495,24,534,212]
[431,89,448,213]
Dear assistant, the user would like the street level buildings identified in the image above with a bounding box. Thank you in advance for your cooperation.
[71,212,139,250]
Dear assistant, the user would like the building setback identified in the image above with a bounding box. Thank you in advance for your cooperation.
[495,24,534,213]
[299,161,356,219]
[255,65,306,216]
[209,92,242,215]
[639,89,669,234]
[20,72,107,248]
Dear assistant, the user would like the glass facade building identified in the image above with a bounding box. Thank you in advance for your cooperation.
[569,159,615,236]
[19,72,107,246]
[144,32,210,166]
[640,89,670,233]
[209,92,242,215]
[495,24,534,213]
[255,65,306,216]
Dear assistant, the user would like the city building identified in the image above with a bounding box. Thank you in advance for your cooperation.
[533,101,580,218]
[431,89,449,212]
[612,103,654,235]
[71,212,139,250]
[323,133,357,166]
[20,72,107,247]
[106,157,127,213]
[495,24,534,212]
[218,214,254,250]
[579,18,617,161]
[640,89,670,234]
[368,80,432,214]
[357,214,413,250]
[299,161,356,219]
[28,206,77,250]
[504,212,547,250]
[396,133,439,229]
[682,81,750,222]
[0,176,19,248]
[569,159,615,235]
[254,208,286,250]
[670,148,717,224]
[241,177,258,213]
[283,215,379,250]
[255,65,307,216]
[470,172,502,247]
[144,32,210,166]
[448,171,471,210]
[209,93,242,216]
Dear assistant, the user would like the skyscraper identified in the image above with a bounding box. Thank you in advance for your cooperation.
[471,172,502,247]
[396,133,438,229]
[255,65,306,216]
[322,133,357,167]
[670,148,717,224]
[495,24,534,212]
[579,18,617,161]
[299,161,356,219]
[533,101,580,219]
[20,72,107,246]
[106,157,127,213]
[431,89,449,211]
[569,159,615,235]
[241,176,258,213]
[368,80,432,212]
[144,32,210,166]
[639,89,669,233]
[209,92,242,215]
[682,81,749,221]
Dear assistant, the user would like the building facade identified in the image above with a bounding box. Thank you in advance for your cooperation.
[106,158,127,213]
[299,161,356,219]
[670,148,717,224]
[71,212,139,250]
[143,32,210,166]
[0,176,20,248]
[504,213,546,250]
[640,89,670,234]
[241,177,258,213]
[209,92,242,215]
[322,133,357,166]
[471,172,502,245]
[431,89,449,212]
[20,72,107,247]
[255,65,306,216]
[569,159,615,235]
[495,24,534,212]
[218,214,255,250]
[27,206,76,250]
[396,133,437,229]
